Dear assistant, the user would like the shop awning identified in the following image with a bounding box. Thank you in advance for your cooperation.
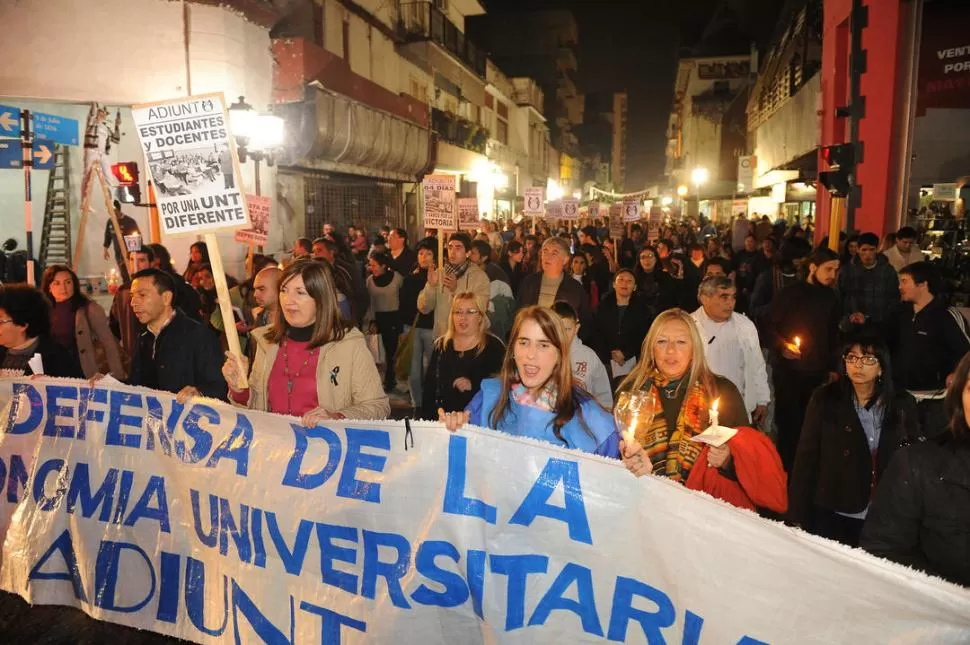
[276,87,435,183]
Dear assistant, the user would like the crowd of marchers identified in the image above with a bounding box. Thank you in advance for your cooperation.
[0,212,967,588]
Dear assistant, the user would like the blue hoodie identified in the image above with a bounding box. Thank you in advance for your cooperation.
[466,378,620,458]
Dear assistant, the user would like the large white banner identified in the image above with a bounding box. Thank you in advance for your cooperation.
[0,378,969,644]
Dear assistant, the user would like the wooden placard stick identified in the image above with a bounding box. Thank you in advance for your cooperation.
[205,233,248,388]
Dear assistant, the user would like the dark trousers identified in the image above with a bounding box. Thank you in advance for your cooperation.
[773,363,827,473]
[813,507,864,547]
[375,311,401,389]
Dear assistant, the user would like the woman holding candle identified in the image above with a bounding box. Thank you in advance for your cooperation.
[438,306,620,457]
[618,310,749,483]
[789,336,920,546]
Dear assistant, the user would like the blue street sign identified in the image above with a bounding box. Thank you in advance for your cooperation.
[0,139,56,170]
[0,140,21,168]
[0,105,20,138]
[31,111,78,146]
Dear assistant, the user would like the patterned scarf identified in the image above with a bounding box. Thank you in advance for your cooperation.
[511,381,558,411]
[631,369,709,483]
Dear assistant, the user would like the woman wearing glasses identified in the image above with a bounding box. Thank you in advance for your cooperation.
[421,293,504,419]
[789,336,920,546]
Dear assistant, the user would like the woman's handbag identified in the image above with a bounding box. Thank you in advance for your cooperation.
[394,315,420,382]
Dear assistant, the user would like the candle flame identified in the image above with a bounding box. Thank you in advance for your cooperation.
[794,336,801,348]
[711,398,719,413]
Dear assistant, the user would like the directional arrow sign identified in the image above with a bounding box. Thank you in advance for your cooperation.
[32,140,55,169]
[0,105,21,138]
[0,139,56,170]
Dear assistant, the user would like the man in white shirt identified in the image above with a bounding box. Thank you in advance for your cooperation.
[553,301,613,409]
[883,226,923,272]
[691,275,770,426]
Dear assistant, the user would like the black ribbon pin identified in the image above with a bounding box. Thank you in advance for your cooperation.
[330,366,340,387]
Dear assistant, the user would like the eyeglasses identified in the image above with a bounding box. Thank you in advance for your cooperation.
[0,320,14,326]
[454,309,480,317]
[844,354,879,366]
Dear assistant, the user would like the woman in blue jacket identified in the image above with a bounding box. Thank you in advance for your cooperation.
[439,305,620,458]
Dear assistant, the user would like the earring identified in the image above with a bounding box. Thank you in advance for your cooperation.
[877,374,883,385]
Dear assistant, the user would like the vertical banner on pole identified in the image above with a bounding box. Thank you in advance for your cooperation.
[132,92,250,387]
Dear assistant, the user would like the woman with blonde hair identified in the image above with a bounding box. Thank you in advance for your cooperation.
[222,259,390,424]
[439,305,620,457]
[421,292,504,419]
[619,309,749,482]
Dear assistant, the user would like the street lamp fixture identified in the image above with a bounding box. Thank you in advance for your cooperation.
[676,185,688,197]
[691,167,709,186]
[227,95,285,195]
[661,196,673,206]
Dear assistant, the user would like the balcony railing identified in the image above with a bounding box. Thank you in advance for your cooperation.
[398,2,486,78]
[431,108,489,154]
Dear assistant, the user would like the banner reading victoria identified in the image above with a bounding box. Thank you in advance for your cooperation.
[0,378,969,644]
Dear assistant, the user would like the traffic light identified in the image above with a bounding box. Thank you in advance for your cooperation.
[111,161,139,186]
[111,162,141,204]
[818,143,855,197]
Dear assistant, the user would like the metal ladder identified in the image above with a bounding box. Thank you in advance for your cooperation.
[38,145,72,270]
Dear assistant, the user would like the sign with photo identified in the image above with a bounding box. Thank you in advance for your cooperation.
[561,198,580,221]
[622,199,641,222]
[609,203,624,238]
[524,187,545,215]
[457,197,480,231]
[422,175,456,230]
[234,194,271,245]
[131,93,248,236]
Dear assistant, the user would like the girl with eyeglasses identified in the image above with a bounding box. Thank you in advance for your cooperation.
[421,292,504,420]
[789,336,920,546]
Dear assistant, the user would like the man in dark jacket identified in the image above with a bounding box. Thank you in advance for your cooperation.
[839,232,899,336]
[127,268,227,401]
[892,261,970,434]
[768,247,842,472]
[517,237,592,340]
[387,228,417,277]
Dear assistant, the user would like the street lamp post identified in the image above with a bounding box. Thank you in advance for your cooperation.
[691,167,709,219]
[228,96,285,197]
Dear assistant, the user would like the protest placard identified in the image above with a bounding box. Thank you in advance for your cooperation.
[2,378,970,644]
[132,93,249,386]
[423,175,456,230]
[523,187,545,216]
[622,199,641,222]
[609,203,624,238]
[457,197,479,231]
[545,200,563,221]
[132,93,248,237]
[561,198,580,221]
[234,194,271,245]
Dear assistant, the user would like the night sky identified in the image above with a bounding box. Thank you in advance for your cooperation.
[480,0,782,190]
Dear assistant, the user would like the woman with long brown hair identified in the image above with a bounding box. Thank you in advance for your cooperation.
[439,306,620,457]
[41,264,125,378]
[222,259,390,424]
[421,292,504,419]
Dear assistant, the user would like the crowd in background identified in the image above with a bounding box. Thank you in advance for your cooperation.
[0,209,968,588]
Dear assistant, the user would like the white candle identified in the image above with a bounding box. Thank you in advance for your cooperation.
[623,409,639,448]
[709,398,720,430]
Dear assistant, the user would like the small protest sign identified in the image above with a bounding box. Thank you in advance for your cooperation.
[561,198,580,221]
[622,199,641,222]
[609,203,624,238]
[524,187,545,215]
[131,93,248,236]
[458,197,479,231]
[234,194,271,245]
[545,200,563,220]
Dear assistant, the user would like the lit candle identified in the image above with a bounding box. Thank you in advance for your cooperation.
[709,398,719,430]
[623,408,639,449]
[794,336,801,350]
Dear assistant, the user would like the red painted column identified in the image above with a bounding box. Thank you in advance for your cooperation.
[817,0,906,243]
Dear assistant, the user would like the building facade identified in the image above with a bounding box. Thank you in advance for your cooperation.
[612,92,629,192]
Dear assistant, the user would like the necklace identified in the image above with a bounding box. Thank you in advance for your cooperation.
[281,338,319,415]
